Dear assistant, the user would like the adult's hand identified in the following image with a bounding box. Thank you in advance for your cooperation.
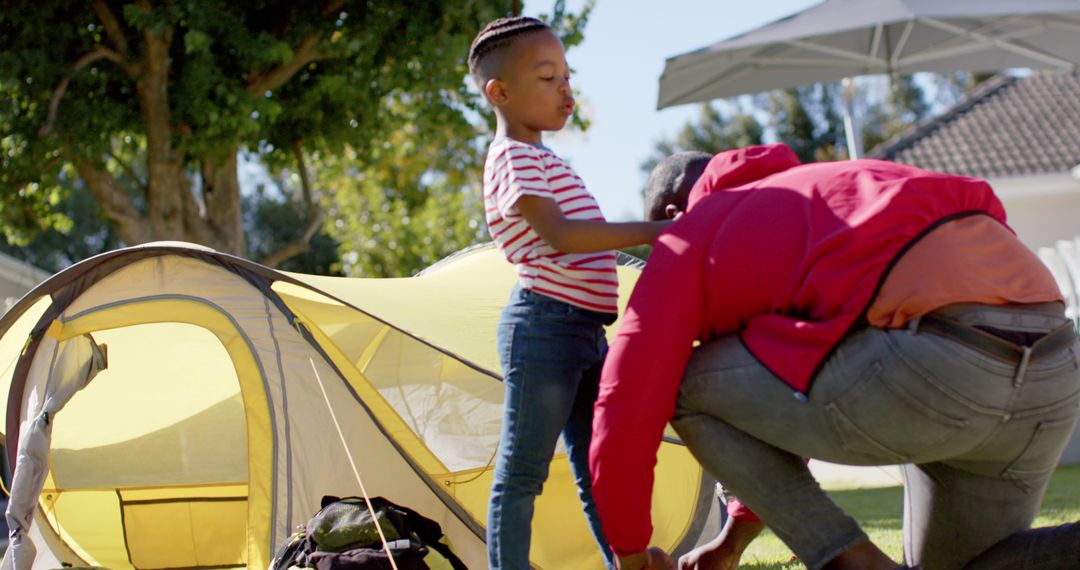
[617,546,675,570]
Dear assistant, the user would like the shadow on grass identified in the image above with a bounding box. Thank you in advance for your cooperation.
[828,485,905,530]
[726,465,1080,570]
[735,486,906,570]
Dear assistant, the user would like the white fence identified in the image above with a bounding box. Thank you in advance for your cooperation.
[1040,238,1080,324]
[1038,237,1080,465]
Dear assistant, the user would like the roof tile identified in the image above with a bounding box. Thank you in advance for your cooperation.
[869,71,1080,180]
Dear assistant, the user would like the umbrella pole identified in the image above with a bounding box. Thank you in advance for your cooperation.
[842,77,863,160]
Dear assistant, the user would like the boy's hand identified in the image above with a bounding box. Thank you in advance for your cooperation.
[617,547,675,570]
[516,195,672,253]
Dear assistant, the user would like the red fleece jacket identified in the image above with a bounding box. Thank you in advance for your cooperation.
[590,144,1007,556]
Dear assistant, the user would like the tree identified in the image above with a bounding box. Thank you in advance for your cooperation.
[0,176,121,273]
[771,88,818,163]
[0,0,549,267]
[632,72,946,259]
[242,154,344,276]
[861,74,930,152]
[927,71,997,113]
[640,84,845,177]
[767,83,852,162]
[312,111,492,277]
[646,72,945,177]
[319,0,593,277]
[640,103,763,178]
[631,103,762,260]
[323,154,489,278]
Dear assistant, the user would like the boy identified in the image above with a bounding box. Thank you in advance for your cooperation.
[468,16,670,570]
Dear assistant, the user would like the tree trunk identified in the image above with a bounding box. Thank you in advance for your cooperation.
[200,151,247,257]
[136,23,190,244]
[77,147,247,256]
[134,21,246,257]
[74,158,156,246]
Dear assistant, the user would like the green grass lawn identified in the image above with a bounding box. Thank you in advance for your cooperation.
[732,464,1080,569]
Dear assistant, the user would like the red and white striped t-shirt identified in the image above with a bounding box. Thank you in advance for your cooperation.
[484,138,619,314]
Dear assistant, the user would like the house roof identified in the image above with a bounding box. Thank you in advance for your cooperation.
[868,71,1080,180]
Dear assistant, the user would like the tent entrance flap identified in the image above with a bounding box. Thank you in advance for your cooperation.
[27,308,262,570]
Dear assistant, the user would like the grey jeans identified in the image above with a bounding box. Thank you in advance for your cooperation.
[670,305,1080,570]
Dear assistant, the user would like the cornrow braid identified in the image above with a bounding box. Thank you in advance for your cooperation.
[468,15,550,84]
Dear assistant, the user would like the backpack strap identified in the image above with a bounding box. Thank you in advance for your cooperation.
[372,497,468,570]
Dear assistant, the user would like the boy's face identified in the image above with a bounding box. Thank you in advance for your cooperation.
[486,29,574,141]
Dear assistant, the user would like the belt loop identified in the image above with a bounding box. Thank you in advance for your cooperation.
[907,315,922,335]
[1013,345,1033,387]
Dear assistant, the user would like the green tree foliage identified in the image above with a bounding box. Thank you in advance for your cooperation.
[631,74,940,262]
[770,83,849,162]
[631,103,762,260]
[317,0,593,277]
[927,71,997,113]
[1,0,588,275]
[861,75,930,152]
[640,82,848,179]
[0,176,121,272]
[242,155,343,276]
[644,74,935,181]
[316,126,489,278]
[771,88,819,162]
[640,103,763,178]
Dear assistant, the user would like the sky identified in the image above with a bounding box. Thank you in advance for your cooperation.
[520,0,820,220]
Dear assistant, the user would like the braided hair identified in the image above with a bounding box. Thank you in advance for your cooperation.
[468,16,551,88]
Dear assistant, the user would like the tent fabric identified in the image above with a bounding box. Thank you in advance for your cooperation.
[0,241,711,570]
[5,333,107,570]
[657,0,1080,107]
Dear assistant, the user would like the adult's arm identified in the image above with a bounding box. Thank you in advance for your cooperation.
[589,220,709,557]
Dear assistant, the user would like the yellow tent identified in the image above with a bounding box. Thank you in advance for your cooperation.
[0,242,712,570]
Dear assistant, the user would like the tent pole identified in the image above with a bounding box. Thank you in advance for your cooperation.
[842,77,862,160]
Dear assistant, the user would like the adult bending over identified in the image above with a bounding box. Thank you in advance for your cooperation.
[589,144,1080,570]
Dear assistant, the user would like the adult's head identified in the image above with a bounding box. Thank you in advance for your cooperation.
[643,151,712,221]
[468,16,574,140]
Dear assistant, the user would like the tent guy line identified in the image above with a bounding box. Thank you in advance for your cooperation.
[308,356,400,570]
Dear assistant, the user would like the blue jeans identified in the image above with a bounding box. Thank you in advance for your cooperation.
[671,303,1080,570]
[487,285,616,570]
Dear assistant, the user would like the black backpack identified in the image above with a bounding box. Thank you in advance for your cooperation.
[269,496,468,570]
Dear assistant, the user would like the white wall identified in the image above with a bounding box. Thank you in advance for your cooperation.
[990,173,1080,465]
[0,252,50,310]
[992,173,1080,250]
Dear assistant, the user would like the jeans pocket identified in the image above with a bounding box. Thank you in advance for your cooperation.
[824,361,969,463]
[1001,413,1080,493]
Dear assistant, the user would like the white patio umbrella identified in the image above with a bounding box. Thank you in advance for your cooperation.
[658,0,1080,157]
